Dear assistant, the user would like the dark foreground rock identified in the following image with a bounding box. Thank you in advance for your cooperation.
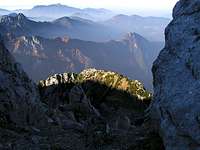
[150,0,200,149]
[0,41,48,149]
[0,41,164,149]
[38,69,164,149]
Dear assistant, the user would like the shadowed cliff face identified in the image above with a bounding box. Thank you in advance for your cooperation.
[0,41,46,128]
[0,41,49,149]
[151,0,200,149]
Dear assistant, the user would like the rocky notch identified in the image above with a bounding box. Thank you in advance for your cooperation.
[151,0,200,149]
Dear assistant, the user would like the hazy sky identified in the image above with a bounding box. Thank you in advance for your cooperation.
[0,0,178,16]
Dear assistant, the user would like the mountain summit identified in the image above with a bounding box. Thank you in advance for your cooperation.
[0,13,27,24]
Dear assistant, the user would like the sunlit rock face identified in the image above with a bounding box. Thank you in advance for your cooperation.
[151,0,200,149]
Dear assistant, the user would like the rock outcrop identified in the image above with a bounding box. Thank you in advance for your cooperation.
[151,0,200,149]
[0,41,45,128]
[39,68,164,149]
[0,41,47,149]
[39,68,151,104]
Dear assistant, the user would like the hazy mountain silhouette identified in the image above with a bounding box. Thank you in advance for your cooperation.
[15,4,115,22]
[0,8,11,15]
[0,13,165,90]
[0,13,168,42]
[0,4,170,42]
[103,14,170,41]
[0,13,119,42]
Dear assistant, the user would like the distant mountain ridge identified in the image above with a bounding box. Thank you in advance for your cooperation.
[2,30,162,90]
[0,13,169,42]
[0,8,11,15]
[0,13,164,90]
[103,14,170,41]
[14,4,115,22]
[0,13,117,42]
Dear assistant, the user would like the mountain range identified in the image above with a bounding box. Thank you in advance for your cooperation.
[2,30,162,90]
[5,4,115,22]
[0,12,169,42]
[0,11,166,90]
[0,13,121,42]
[0,4,170,42]
[103,14,170,42]
[2,1,200,150]
[0,8,10,15]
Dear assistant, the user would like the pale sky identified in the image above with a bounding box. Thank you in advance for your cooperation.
[0,0,178,16]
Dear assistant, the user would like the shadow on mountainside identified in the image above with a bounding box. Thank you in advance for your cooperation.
[39,80,151,113]
[38,79,164,150]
